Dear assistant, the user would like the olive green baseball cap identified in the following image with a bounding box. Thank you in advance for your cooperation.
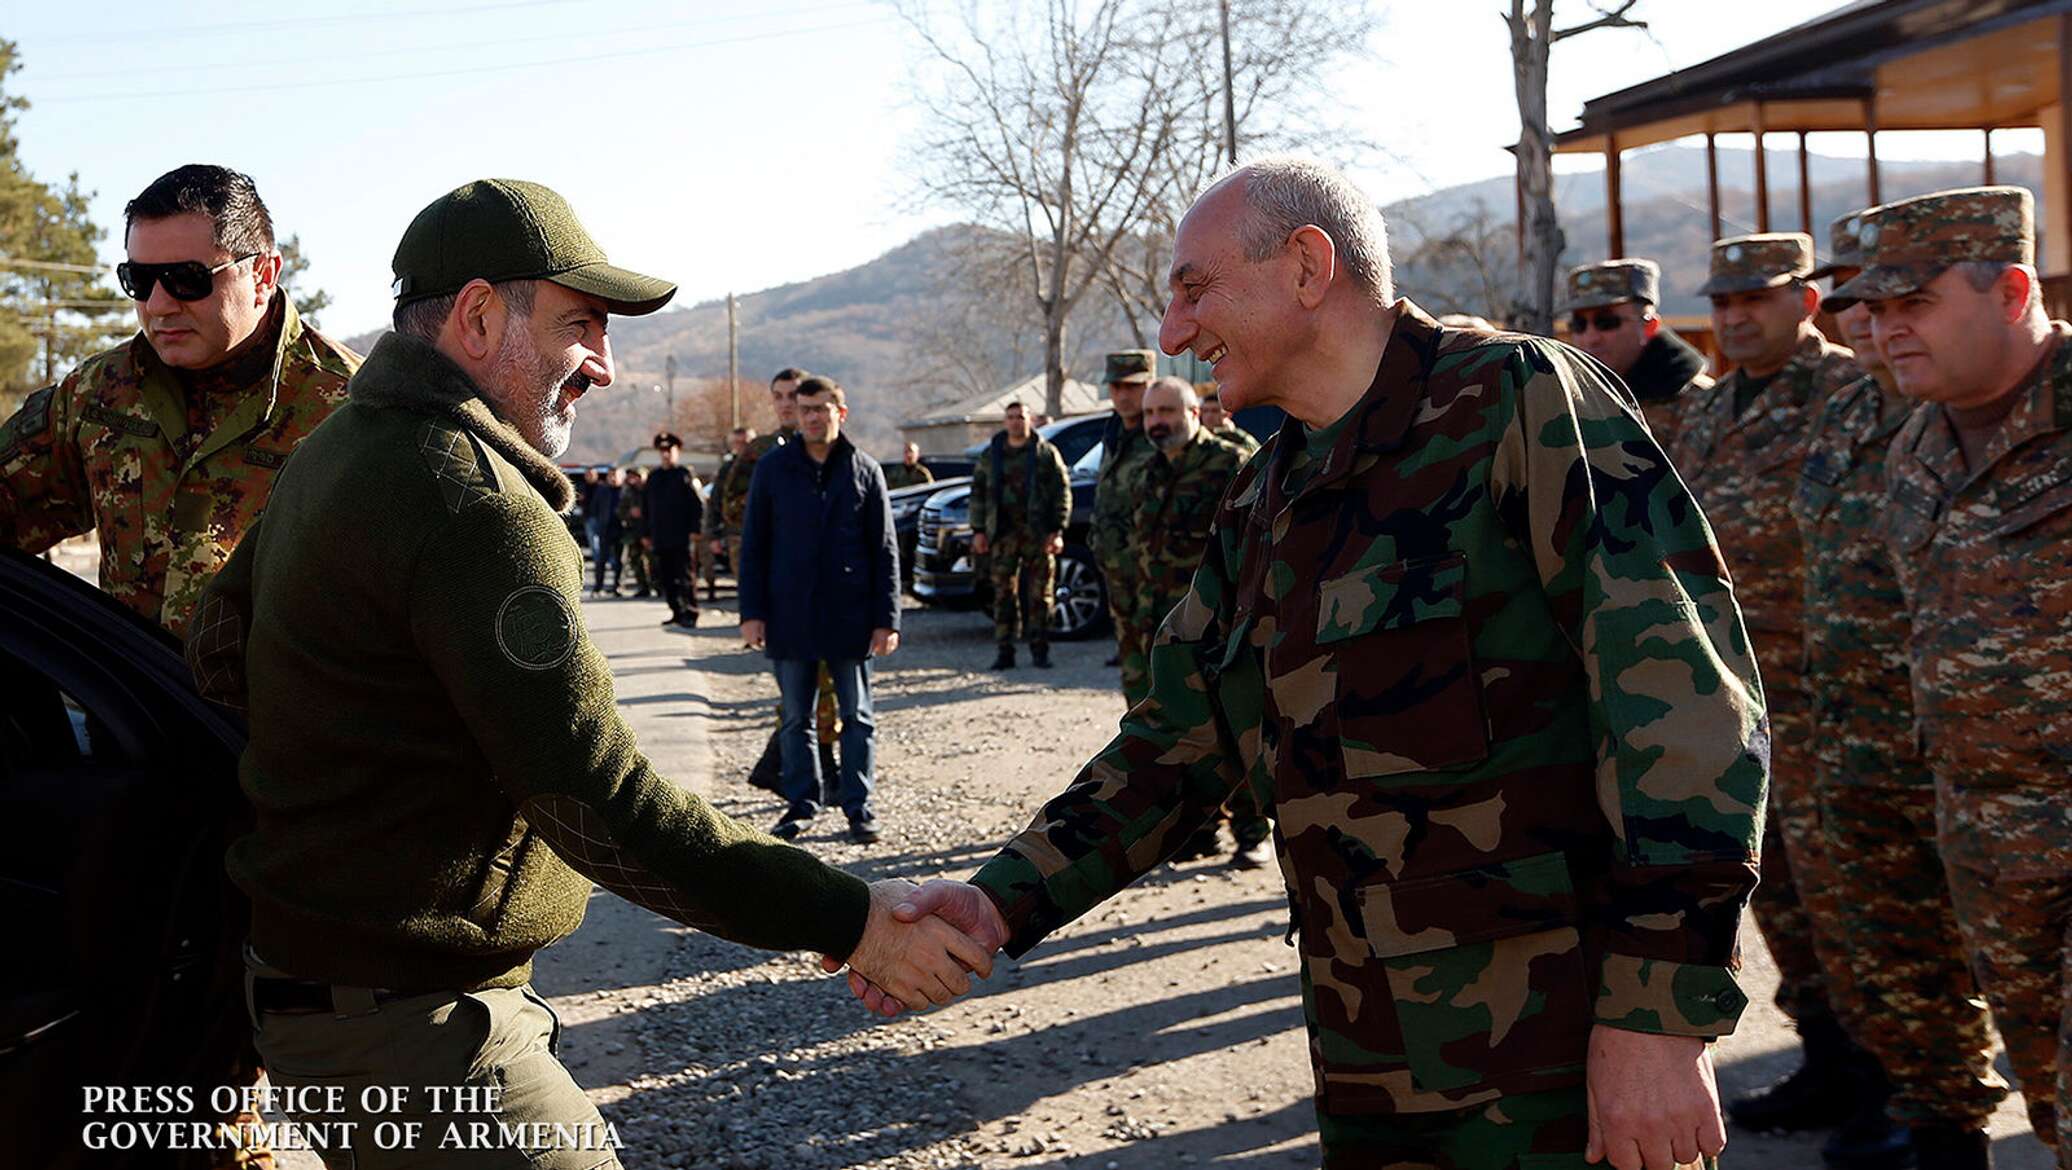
[391,179,677,316]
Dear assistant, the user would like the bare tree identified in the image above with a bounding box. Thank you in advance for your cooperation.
[1506,0,1647,335]
[1391,198,1521,322]
[899,0,1211,416]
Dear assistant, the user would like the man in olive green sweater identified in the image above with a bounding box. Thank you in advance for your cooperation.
[187,180,986,1170]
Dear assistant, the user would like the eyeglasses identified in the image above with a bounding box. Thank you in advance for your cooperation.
[1567,311,1632,334]
[116,253,258,302]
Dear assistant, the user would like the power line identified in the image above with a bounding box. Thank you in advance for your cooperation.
[29,0,876,82]
[31,0,587,46]
[0,255,107,275]
[37,16,894,104]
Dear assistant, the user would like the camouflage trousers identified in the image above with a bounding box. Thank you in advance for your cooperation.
[1744,638,1847,1029]
[988,529,1056,647]
[1936,784,2072,1153]
[618,537,651,593]
[1815,775,2005,1125]
[1317,1086,1715,1169]
[1101,550,1146,702]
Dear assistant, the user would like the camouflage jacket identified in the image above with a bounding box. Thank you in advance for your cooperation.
[969,433,1069,539]
[884,462,935,490]
[700,455,734,536]
[1091,420,1153,588]
[1210,419,1261,458]
[1882,323,2072,791]
[0,298,358,635]
[1668,328,1858,636]
[1790,374,1926,786]
[972,303,1765,1116]
[712,428,793,538]
[617,480,648,539]
[1132,428,1244,636]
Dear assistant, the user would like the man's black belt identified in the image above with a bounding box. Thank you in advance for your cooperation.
[249,976,416,1016]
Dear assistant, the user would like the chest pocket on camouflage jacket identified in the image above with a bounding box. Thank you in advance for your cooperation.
[1310,550,1489,780]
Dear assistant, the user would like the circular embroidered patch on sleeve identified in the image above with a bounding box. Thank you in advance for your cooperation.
[496,585,578,670]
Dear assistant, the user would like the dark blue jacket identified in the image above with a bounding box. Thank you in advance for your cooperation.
[738,435,900,661]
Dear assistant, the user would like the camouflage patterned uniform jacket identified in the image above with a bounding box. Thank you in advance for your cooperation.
[1790,374,1922,784]
[973,303,1766,1116]
[710,427,794,540]
[969,433,1069,539]
[700,454,735,537]
[1210,419,1261,458]
[1667,329,1858,636]
[1091,420,1153,612]
[1882,324,2072,791]
[0,298,358,635]
[884,461,935,490]
[1132,428,1244,638]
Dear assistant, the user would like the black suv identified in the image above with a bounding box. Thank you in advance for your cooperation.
[913,406,1281,639]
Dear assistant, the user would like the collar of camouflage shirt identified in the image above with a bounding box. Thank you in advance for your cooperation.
[347,331,575,512]
[128,292,306,471]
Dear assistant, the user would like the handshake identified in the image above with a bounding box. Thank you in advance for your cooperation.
[822,879,1009,1016]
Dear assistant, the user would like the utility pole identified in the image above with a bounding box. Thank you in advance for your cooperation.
[726,292,740,431]
[1219,0,1238,165]
[664,353,677,429]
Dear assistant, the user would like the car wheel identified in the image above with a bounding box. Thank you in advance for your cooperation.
[1048,543,1109,640]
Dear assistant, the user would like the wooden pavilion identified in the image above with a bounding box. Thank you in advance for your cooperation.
[1555,0,2072,316]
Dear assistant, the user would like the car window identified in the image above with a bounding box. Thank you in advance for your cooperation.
[2,651,109,768]
[1073,443,1103,476]
[1049,419,1106,466]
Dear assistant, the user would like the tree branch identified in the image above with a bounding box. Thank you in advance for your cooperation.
[1553,0,1646,42]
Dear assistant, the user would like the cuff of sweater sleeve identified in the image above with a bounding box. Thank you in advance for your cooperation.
[971,849,1059,960]
[811,867,875,961]
[1594,953,1748,1037]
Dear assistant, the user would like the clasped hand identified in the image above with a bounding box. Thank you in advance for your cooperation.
[824,879,1008,1015]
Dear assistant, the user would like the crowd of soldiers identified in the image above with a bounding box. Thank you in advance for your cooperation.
[3,150,2069,1170]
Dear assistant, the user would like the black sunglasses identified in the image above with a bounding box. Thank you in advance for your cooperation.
[1567,311,1631,334]
[116,253,258,302]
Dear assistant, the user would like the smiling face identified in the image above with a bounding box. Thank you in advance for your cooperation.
[125,211,279,370]
[1866,266,2021,407]
[1158,179,1311,413]
[484,280,614,459]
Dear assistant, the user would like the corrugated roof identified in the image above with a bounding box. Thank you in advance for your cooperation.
[903,372,1108,427]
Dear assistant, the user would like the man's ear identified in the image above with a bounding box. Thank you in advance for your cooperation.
[1643,314,1662,340]
[251,252,283,307]
[1799,283,1822,318]
[1999,265,2038,324]
[450,279,502,362]
[1288,225,1338,310]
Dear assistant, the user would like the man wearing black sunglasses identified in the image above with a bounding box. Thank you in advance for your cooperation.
[1560,258,1711,448]
[0,163,359,637]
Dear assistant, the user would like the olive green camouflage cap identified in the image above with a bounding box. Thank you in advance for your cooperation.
[1810,206,1880,283]
[392,179,677,316]
[1104,349,1157,385]
[1562,259,1659,312]
[1824,186,2034,312]
[1697,232,1814,297]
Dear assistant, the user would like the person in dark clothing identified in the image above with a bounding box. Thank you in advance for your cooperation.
[583,467,623,594]
[644,431,702,628]
[739,375,900,846]
[1561,258,1714,448]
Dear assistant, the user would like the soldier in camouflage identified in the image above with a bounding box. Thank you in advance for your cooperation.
[1131,376,1269,868]
[1197,384,1260,457]
[1829,186,2072,1169]
[709,370,802,575]
[0,165,358,1170]
[703,426,750,598]
[0,165,358,639]
[617,465,653,598]
[970,400,1070,669]
[1093,349,1156,685]
[884,440,936,490]
[857,157,1765,1168]
[1670,232,1870,1136]
[1560,259,1713,448]
[1790,206,2009,1169]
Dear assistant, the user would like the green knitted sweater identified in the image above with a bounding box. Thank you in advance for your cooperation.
[191,333,870,991]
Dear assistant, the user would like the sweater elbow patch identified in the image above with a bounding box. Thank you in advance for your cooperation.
[521,793,723,932]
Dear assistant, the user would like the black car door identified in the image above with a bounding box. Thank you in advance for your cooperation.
[0,549,248,1170]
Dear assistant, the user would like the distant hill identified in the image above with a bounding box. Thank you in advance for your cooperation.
[348,145,2041,465]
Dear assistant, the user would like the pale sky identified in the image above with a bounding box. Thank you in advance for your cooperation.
[3,0,2035,338]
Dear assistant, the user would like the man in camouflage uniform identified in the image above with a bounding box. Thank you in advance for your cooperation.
[1829,185,2072,1167]
[885,440,935,490]
[710,371,802,577]
[1131,376,1268,868]
[0,165,358,1170]
[864,157,1765,1168]
[1789,207,2009,1169]
[0,165,358,638]
[1197,384,1260,457]
[1092,349,1156,683]
[1560,259,1713,447]
[1668,233,1869,1135]
[617,465,653,597]
[702,426,750,598]
[970,400,1070,670]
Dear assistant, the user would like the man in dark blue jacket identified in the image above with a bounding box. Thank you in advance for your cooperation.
[739,375,900,845]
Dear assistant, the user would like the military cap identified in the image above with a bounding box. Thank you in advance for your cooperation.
[1103,349,1157,385]
[1809,207,1880,282]
[1562,259,1660,313]
[653,431,682,450]
[392,179,677,316]
[1695,232,1814,297]
[1825,186,2035,312]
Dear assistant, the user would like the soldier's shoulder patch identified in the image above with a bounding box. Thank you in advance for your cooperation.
[2,385,58,459]
[418,420,499,514]
[496,584,578,671]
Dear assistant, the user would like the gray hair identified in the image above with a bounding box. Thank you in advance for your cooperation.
[1953,260,2043,314]
[393,278,537,342]
[1145,375,1199,410]
[1229,154,1392,306]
